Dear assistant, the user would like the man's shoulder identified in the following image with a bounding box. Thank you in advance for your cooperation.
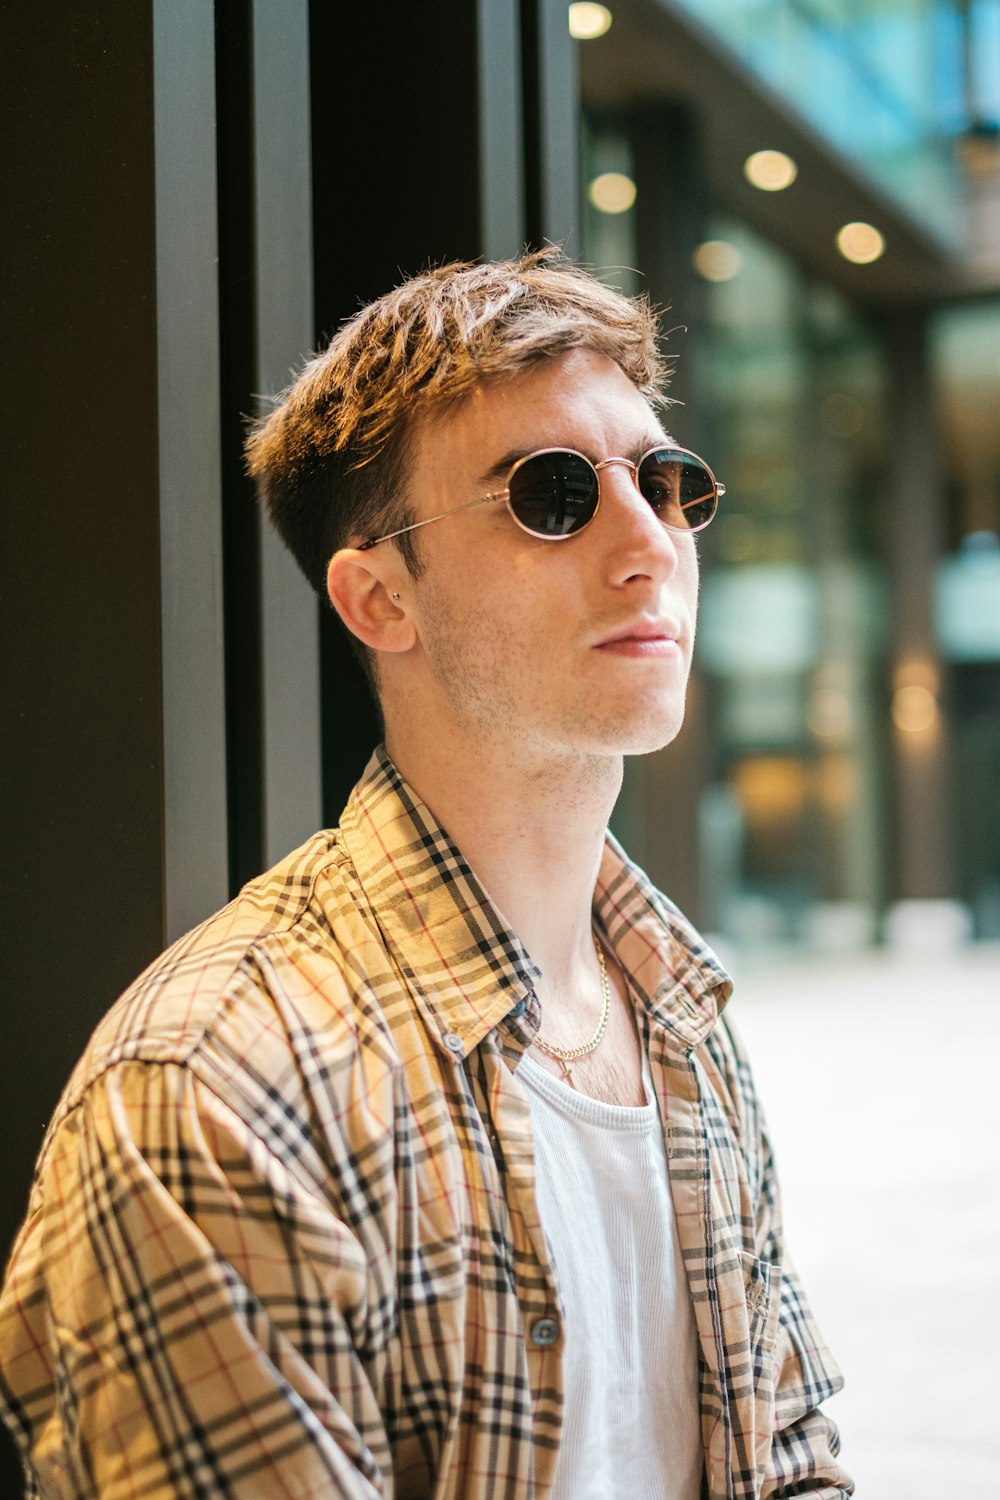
[50,826,384,1132]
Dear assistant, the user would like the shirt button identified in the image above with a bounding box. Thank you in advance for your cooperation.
[530,1316,560,1347]
[508,999,527,1018]
[443,1033,464,1053]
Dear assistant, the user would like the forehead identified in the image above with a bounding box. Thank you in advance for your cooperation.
[412,349,664,477]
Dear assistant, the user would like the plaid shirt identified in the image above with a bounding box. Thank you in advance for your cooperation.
[0,749,851,1499]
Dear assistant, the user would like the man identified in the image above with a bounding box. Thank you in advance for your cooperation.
[0,252,851,1498]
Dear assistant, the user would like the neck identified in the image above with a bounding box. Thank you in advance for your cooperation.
[383,721,623,990]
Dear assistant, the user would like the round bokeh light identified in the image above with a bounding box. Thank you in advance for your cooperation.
[744,149,798,191]
[588,171,637,214]
[569,3,612,40]
[837,221,885,264]
[693,240,743,282]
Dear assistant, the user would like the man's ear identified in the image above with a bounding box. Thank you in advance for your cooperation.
[326,548,415,655]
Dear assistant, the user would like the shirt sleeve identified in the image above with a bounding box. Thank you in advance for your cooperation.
[0,1059,391,1499]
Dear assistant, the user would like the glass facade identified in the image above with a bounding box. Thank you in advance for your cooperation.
[695,219,889,946]
[582,103,1000,947]
[670,0,1000,246]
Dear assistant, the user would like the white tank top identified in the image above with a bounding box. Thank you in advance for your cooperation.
[517,1051,703,1500]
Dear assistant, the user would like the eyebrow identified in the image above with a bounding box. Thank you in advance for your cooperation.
[477,434,673,488]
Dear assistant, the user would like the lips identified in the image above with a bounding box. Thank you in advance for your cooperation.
[593,618,681,648]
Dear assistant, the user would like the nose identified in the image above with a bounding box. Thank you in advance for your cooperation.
[593,457,682,583]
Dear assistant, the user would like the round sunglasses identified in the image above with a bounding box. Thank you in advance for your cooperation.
[357,445,724,550]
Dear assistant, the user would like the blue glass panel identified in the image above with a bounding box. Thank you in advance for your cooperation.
[669,0,996,245]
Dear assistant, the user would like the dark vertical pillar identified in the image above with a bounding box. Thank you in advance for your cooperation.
[309,1,523,310]
[883,311,956,900]
[1,0,163,1215]
[1,5,160,1490]
[215,0,265,892]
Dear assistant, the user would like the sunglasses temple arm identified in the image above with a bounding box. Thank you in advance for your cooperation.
[357,491,508,551]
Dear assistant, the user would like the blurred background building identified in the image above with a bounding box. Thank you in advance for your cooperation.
[3,1,999,1494]
[578,1,1000,955]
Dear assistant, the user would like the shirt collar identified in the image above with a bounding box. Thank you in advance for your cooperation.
[594,831,732,1049]
[339,747,731,1059]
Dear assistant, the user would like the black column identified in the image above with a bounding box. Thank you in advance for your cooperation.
[1,5,163,1490]
[1,1,163,1211]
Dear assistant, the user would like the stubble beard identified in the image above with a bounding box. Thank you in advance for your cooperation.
[415,582,691,775]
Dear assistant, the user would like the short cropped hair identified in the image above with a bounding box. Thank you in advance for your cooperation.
[245,249,669,683]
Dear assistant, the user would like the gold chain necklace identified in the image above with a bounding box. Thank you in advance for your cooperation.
[533,933,611,1087]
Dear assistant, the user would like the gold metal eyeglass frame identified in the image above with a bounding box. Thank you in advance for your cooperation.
[356,445,724,550]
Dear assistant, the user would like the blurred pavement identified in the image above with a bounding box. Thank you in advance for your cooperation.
[728,944,1000,1499]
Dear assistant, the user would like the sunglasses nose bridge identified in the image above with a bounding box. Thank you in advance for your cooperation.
[592,456,641,501]
[593,455,638,477]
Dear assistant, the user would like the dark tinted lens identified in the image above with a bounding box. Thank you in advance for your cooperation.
[637,449,718,531]
[508,451,599,536]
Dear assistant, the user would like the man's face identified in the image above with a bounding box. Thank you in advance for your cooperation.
[394,348,701,765]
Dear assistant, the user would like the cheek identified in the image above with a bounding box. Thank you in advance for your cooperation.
[458,542,563,640]
[417,566,521,676]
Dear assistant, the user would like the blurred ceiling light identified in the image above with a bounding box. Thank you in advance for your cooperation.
[892,662,939,735]
[588,171,636,213]
[693,239,742,281]
[837,221,885,264]
[892,683,938,734]
[744,149,798,191]
[569,3,612,39]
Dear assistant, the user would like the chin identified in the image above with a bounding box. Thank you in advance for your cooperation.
[614,691,689,754]
[569,703,688,758]
[618,725,685,756]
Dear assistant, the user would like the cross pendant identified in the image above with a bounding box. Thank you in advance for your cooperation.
[558,1058,575,1088]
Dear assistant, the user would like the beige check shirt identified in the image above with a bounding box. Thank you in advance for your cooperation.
[0,749,851,1498]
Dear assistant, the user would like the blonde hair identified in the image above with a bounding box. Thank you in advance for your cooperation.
[246,249,669,602]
